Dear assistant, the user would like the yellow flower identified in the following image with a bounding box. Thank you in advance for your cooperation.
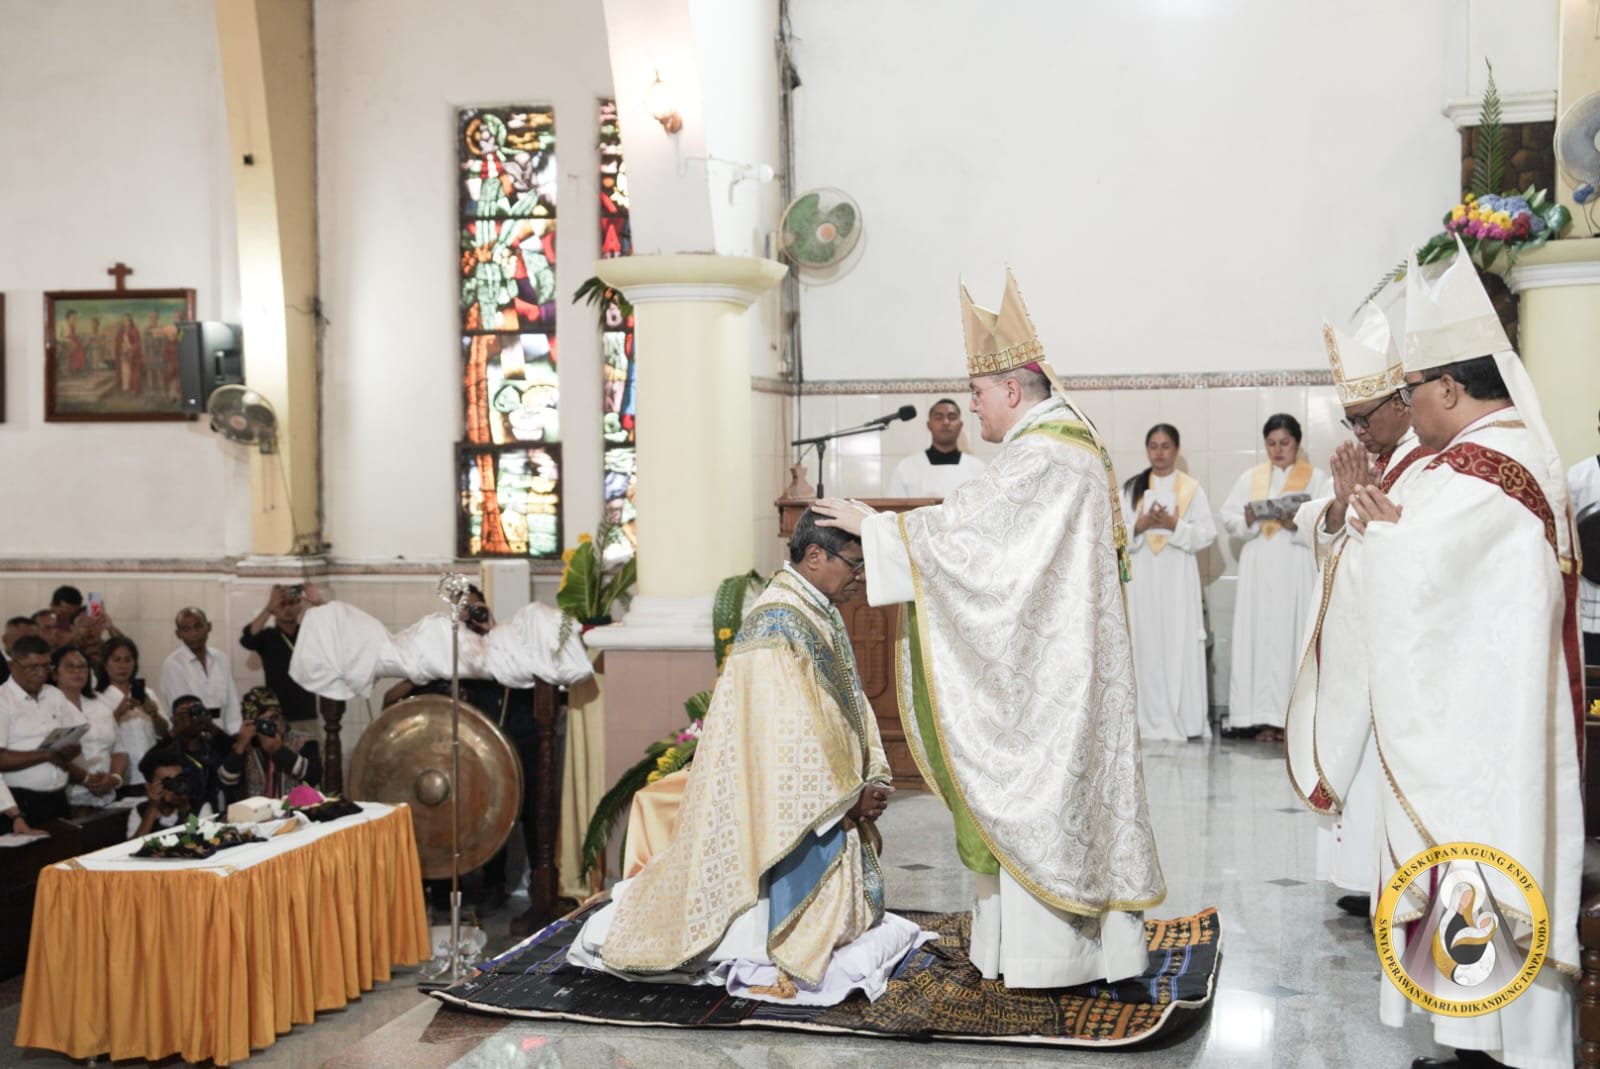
[646,770,662,784]
[578,532,593,544]
[717,627,733,640]
[1464,192,1476,203]
[1450,205,1466,221]
[1493,211,1511,227]
[562,547,577,564]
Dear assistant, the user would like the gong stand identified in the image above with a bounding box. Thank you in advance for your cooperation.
[420,572,473,988]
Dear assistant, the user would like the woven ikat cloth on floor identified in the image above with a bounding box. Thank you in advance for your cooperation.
[431,904,1222,1048]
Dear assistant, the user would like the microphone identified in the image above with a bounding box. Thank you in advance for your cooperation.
[866,405,917,427]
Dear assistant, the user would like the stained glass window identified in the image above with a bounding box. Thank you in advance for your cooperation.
[458,446,562,558]
[457,106,560,558]
[599,100,637,558]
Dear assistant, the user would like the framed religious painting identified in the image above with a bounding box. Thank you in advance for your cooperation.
[44,288,196,421]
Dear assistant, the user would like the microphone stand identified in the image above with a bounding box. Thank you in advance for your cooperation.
[420,572,473,988]
[790,423,890,499]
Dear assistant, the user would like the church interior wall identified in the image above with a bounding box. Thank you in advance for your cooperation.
[783,0,1467,381]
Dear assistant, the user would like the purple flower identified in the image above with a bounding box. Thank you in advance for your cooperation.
[1502,196,1530,216]
[1530,215,1547,234]
[1576,183,1596,205]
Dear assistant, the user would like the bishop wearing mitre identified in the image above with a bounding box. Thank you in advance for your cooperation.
[815,270,1165,988]
[1284,302,1430,917]
[1352,241,1582,1069]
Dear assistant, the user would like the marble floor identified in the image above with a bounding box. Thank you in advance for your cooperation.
[2,735,1448,1068]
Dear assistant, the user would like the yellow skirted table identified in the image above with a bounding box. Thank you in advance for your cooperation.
[15,802,429,1066]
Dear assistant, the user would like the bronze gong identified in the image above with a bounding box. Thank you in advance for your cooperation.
[347,694,522,880]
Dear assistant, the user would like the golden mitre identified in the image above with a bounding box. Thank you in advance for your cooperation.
[962,268,1046,377]
[1321,301,1404,405]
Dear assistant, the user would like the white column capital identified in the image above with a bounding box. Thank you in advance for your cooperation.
[596,254,787,309]
[1506,237,1600,294]
[583,595,713,650]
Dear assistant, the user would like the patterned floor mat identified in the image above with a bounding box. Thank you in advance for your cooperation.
[429,904,1222,1048]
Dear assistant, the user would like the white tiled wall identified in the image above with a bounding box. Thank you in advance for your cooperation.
[761,382,1347,713]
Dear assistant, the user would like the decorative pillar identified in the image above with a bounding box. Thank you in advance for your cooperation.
[1507,238,1600,465]
[591,253,786,626]
[584,254,785,795]
[213,0,321,556]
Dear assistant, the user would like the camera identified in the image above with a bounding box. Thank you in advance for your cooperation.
[253,717,279,738]
[161,775,192,797]
[130,677,146,703]
[284,584,304,601]
[466,603,491,626]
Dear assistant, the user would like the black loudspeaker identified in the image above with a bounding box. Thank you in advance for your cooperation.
[176,322,244,414]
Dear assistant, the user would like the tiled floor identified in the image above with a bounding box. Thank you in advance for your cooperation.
[2,736,1445,1068]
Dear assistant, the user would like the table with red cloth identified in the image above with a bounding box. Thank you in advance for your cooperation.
[15,802,430,1066]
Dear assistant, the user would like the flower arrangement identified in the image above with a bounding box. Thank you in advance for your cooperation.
[134,814,262,859]
[1362,61,1572,307]
[557,522,637,645]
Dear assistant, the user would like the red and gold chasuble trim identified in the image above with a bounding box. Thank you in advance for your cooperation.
[1424,441,1583,756]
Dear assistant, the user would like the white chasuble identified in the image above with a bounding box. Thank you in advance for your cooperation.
[595,568,895,991]
[861,395,1165,988]
[1364,412,1581,1069]
[1285,431,1429,897]
[1122,472,1217,741]
[1220,460,1331,729]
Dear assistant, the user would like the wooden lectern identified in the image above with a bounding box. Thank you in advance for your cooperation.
[777,496,939,789]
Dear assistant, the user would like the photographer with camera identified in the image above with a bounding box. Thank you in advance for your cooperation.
[220,686,320,801]
[127,745,215,840]
[240,584,325,728]
[166,694,231,815]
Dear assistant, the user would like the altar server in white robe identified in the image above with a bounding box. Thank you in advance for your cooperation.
[1351,241,1581,1069]
[886,398,988,498]
[1283,304,1430,919]
[815,270,1165,989]
[1121,423,1216,741]
[1219,415,1330,740]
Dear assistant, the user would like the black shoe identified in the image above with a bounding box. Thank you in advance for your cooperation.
[1335,894,1370,918]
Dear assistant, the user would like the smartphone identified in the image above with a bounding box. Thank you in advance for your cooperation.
[130,677,147,703]
[86,592,104,618]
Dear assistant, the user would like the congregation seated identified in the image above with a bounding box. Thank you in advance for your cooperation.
[95,635,171,793]
[0,615,39,686]
[127,744,215,841]
[219,686,320,800]
[51,645,128,815]
[0,635,97,824]
[1,774,39,835]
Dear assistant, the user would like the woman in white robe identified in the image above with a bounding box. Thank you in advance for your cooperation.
[1121,423,1217,741]
[1220,414,1330,741]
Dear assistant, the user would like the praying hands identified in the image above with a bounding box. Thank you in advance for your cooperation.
[1347,485,1402,535]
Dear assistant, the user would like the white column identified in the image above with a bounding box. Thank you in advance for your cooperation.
[1507,237,1600,466]
[587,253,786,650]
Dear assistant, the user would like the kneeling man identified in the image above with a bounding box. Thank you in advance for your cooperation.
[571,511,926,1003]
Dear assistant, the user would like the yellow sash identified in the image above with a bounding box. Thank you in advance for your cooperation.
[1144,471,1198,555]
[1250,457,1312,539]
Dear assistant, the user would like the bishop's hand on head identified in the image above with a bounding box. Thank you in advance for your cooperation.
[810,498,877,538]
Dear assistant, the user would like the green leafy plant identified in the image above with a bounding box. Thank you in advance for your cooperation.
[573,275,633,332]
[1359,61,1571,310]
[556,521,637,648]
